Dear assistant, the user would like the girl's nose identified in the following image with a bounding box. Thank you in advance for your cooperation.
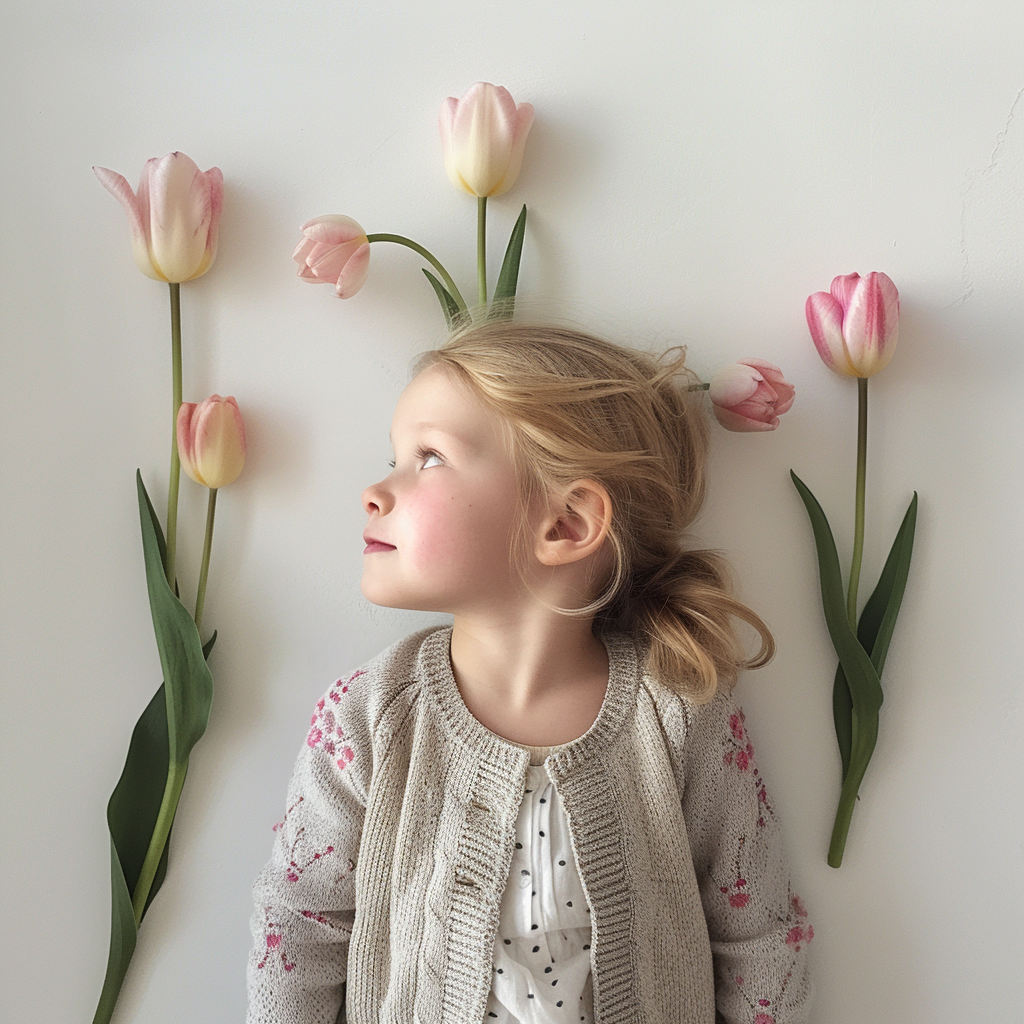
[361,479,394,516]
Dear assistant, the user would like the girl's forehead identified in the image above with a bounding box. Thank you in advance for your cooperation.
[392,365,501,446]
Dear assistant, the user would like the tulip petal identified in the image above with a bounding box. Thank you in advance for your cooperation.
[830,273,862,313]
[709,363,761,406]
[806,291,857,376]
[292,235,318,264]
[737,358,795,415]
[198,397,246,488]
[185,167,223,282]
[842,272,899,376]
[300,215,367,245]
[335,242,370,298]
[147,153,210,282]
[94,166,165,281]
[490,102,535,196]
[308,238,362,280]
[439,97,468,194]
[177,402,201,484]
[712,404,779,432]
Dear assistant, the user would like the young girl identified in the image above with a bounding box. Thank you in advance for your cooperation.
[246,322,813,1024]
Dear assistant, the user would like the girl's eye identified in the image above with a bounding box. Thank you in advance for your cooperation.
[387,459,396,469]
[420,449,443,469]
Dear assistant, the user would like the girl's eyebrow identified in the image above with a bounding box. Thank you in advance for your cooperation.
[388,423,465,446]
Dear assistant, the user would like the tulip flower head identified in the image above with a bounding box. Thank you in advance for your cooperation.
[709,359,796,432]
[94,152,223,283]
[177,395,246,489]
[439,82,535,197]
[293,216,371,298]
[805,272,899,378]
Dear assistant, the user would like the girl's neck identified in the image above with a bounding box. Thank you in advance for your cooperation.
[448,613,610,746]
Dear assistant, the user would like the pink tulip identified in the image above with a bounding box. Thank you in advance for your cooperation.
[292,216,371,298]
[94,152,223,283]
[709,359,795,432]
[805,272,899,377]
[177,395,246,489]
[439,82,535,197]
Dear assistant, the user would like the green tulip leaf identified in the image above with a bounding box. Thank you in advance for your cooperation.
[203,630,218,660]
[791,469,886,867]
[93,474,216,1024]
[861,492,918,679]
[137,472,214,764]
[790,471,884,713]
[422,269,462,331]
[831,664,854,783]
[490,204,527,319]
[833,492,918,780]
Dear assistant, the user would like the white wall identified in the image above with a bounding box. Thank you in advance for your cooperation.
[3,1,1022,1021]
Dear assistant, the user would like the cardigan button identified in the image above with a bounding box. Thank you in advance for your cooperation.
[454,871,478,887]
[470,799,490,812]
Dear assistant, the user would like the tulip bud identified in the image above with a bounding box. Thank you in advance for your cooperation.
[709,359,795,432]
[805,272,899,378]
[292,216,371,298]
[439,82,535,197]
[177,395,246,489]
[94,152,223,283]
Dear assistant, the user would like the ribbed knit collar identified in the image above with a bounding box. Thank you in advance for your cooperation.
[417,626,639,768]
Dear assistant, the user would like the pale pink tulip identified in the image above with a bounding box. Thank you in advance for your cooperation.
[439,82,535,197]
[292,216,371,298]
[709,359,795,432]
[177,395,246,489]
[94,152,223,283]
[805,272,899,377]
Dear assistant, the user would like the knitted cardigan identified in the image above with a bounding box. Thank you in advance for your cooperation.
[246,626,813,1024]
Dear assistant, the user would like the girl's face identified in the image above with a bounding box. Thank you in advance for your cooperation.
[360,365,527,616]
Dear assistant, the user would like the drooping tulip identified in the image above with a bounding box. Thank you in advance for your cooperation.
[292,216,371,298]
[709,359,795,432]
[94,152,223,283]
[805,272,899,378]
[177,395,246,489]
[439,82,535,197]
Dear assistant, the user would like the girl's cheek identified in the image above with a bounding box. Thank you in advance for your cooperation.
[404,490,465,560]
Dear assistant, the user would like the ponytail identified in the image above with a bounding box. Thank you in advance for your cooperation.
[600,548,774,703]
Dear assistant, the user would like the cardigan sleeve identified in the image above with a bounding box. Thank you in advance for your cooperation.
[246,671,372,1024]
[680,691,813,1024]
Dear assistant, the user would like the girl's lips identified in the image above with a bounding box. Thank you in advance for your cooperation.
[363,541,396,554]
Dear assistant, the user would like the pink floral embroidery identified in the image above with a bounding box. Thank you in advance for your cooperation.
[754,1015,775,1024]
[723,709,756,772]
[790,893,808,918]
[301,910,331,925]
[786,924,814,952]
[307,670,365,769]
[722,705,776,828]
[284,826,335,883]
[272,797,305,833]
[257,909,296,972]
[711,836,751,908]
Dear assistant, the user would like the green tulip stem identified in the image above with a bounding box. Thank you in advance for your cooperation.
[828,746,869,868]
[688,383,711,392]
[165,282,182,588]
[194,488,218,635]
[847,378,868,627]
[130,759,187,926]
[364,234,468,312]
[477,197,487,308]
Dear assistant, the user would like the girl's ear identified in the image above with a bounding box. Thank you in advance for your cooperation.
[534,479,613,566]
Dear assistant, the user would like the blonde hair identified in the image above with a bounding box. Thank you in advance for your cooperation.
[414,320,774,702]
